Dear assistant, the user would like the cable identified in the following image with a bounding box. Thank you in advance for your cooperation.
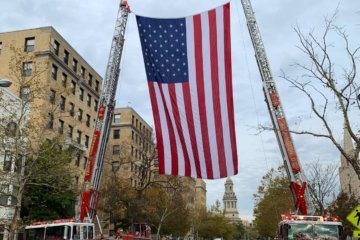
[233,0,275,170]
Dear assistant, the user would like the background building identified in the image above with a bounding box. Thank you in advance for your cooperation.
[195,179,206,210]
[223,177,240,222]
[0,26,103,213]
[104,107,153,186]
[339,125,360,199]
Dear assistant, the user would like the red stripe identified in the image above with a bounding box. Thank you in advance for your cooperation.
[209,9,227,178]
[169,84,191,176]
[148,82,165,174]
[224,3,238,174]
[193,14,213,179]
[183,83,202,178]
[158,84,179,175]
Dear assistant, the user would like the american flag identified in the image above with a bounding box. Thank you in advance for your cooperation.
[136,3,238,179]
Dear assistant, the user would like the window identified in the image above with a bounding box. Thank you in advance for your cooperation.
[132,131,134,140]
[136,119,139,128]
[62,73,67,87]
[60,96,66,110]
[68,125,73,138]
[85,135,89,148]
[76,130,82,144]
[83,157,88,169]
[51,64,58,80]
[72,58,78,72]
[78,108,83,121]
[0,185,9,206]
[49,89,56,104]
[22,62,32,76]
[15,156,22,174]
[47,113,54,129]
[80,66,85,78]
[25,37,35,52]
[86,94,92,107]
[0,42,2,54]
[114,114,121,123]
[113,145,120,155]
[63,50,69,64]
[58,119,64,134]
[131,146,134,156]
[94,100,98,112]
[20,86,30,101]
[113,130,120,139]
[53,40,59,55]
[88,73,93,86]
[71,80,76,95]
[3,151,12,172]
[86,114,91,127]
[95,80,99,92]
[69,102,75,116]
[79,87,84,101]
[132,115,134,125]
[75,154,81,166]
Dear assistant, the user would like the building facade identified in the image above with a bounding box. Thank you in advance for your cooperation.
[104,107,154,186]
[0,27,103,215]
[195,179,206,210]
[0,88,29,240]
[223,178,240,222]
[339,126,360,199]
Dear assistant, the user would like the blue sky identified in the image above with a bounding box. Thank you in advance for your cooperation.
[1,0,359,221]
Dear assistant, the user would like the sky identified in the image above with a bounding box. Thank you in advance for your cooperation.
[0,0,359,221]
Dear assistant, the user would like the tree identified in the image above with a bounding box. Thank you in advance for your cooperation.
[20,140,77,221]
[194,201,236,240]
[253,167,294,238]
[0,44,76,239]
[328,192,360,237]
[280,13,360,179]
[142,183,190,238]
[306,161,338,215]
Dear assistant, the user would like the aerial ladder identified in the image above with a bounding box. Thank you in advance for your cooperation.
[79,0,130,225]
[24,1,131,239]
[240,0,313,215]
[240,2,346,239]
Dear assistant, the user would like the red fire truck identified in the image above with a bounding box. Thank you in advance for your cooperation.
[277,215,344,240]
[25,219,95,240]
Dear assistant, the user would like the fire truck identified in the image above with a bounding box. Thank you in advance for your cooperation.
[25,219,95,240]
[240,0,345,239]
[277,215,344,240]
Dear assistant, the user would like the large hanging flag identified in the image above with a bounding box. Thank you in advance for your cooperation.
[136,2,237,179]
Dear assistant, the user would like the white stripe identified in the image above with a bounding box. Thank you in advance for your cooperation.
[216,6,234,175]
[201,12,220,178]
[186,16,207,178]
[161,84,185,176]
[175,84,197,177]
[153,83,172,174]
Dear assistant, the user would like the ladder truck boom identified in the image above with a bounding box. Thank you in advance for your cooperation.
[240,0,313,215]
[79,0,130,222]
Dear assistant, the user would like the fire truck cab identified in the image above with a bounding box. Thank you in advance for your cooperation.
[25,219,95,240]
[277,215,345,240]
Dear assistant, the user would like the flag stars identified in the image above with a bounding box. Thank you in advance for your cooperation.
[138,18,188,82]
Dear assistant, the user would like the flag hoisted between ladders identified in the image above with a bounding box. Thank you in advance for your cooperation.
[136,3,238,179]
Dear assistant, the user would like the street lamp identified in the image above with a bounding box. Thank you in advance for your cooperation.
[0,79,12,88]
